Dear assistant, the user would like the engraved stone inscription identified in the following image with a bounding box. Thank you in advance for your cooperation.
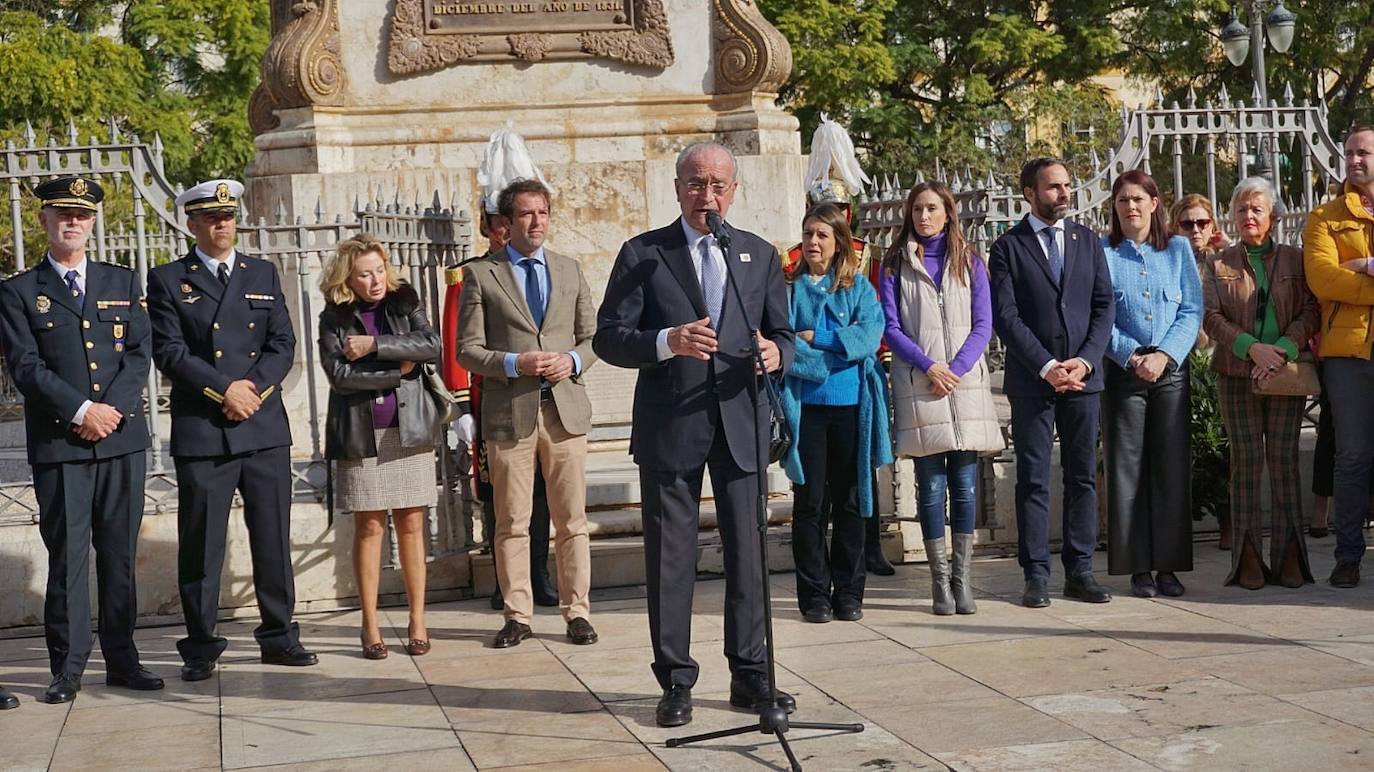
[425,1,634,36]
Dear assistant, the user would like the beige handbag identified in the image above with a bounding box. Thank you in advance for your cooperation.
[1251,354,1320,396]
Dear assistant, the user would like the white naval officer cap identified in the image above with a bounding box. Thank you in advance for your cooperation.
[175,179,244,216]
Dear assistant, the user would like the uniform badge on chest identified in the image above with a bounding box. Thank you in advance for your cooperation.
[35,295,50,314]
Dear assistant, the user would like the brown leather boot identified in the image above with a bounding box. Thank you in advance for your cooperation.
[1236,538,1266,590]
[1277,534,1306,588]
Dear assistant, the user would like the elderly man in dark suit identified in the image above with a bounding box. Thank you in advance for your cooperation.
[989,157,1116,609]
[0,177,162,704]
[594,141,796,728]
[146,179,317,681]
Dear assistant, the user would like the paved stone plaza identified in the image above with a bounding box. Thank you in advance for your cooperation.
[3,541,1374,771]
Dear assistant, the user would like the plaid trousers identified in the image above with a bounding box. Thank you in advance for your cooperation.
[1216,374,1311,582]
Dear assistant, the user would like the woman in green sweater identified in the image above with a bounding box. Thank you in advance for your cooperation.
[1199,177,1320,589]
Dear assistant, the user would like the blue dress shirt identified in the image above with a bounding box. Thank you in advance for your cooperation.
[1102,235,1203,368]
[501,244,583,379]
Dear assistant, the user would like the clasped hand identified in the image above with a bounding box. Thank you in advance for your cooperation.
[75,402,123,441]
[1248,342,1288,383]
[1129,351,1170,383]
[927,362,961,397]
[222,379,261,422]
[1045,359,1089,393]
[516,351,575,383]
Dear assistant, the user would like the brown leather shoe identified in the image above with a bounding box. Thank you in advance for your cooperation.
[566,617,598,645]
[361,633,388,660]
[492,619,532,648]
[405,639,431,656]
[1236,539,1266,590]
[1330,561,1361,588]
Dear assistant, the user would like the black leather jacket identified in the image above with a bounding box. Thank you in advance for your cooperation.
[318,284,441,460]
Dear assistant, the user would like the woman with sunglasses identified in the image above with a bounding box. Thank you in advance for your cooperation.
[1171,195,1228,258]
[1200,177,1319,590]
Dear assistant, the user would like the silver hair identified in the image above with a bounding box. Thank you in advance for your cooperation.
[675,142,738,181]
[1229,176,1278,216]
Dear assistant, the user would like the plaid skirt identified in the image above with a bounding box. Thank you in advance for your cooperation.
[336,427,437,512]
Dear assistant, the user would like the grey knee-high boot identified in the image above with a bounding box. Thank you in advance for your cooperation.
[951,533,977,615]
[925,539,955,616]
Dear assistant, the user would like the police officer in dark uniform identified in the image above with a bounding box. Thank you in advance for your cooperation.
[147,179,317,681]
[0,176,163,704]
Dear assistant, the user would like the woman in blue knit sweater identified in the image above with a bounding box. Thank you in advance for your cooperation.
[780,203,892,623]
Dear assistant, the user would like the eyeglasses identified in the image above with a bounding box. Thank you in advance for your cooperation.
[1178,219,1212,231]
[682,180,733,195]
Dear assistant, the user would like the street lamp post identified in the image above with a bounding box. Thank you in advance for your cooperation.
[1220,0,1297,106]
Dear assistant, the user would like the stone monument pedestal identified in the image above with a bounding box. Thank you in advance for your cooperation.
[247,0,805,435]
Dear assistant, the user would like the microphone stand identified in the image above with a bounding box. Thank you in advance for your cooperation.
[666,215,863,771]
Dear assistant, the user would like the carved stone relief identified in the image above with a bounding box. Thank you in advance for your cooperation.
[711,0,791,95]
[250,0,346,135]
[386,0,673,74]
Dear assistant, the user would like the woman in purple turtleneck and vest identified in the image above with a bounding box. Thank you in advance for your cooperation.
[880,182,1004,616]
[319,234,442,660]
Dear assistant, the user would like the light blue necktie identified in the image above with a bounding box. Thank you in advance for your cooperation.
[1040,227,1064,284]
[699,237,724,327]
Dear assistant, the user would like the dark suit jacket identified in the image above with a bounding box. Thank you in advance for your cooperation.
[593,219,795,473]
[989,216,1115,398]
[147,250,295,457]
[0,260,151,464]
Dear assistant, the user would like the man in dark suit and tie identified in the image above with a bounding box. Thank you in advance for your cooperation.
[0,177,162,703]
[146,179,317,681]
[989,157,1116,608]
[594,142,795,727]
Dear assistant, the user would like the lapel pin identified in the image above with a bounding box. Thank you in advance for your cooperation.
[180,282,193,293]
[182,295,202,304]
[739,252,752,263]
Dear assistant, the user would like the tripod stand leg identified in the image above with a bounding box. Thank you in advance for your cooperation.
[665,724,763,748]
[775,728,802,772]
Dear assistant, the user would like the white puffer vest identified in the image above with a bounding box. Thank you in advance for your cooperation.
[890,241,1004,457]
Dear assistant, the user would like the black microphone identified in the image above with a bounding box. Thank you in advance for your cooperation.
[705,210,732,251]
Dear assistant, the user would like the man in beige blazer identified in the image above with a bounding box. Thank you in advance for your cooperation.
[457,178,599,648]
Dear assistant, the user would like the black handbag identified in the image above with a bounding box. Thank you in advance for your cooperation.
[763,374,792,463]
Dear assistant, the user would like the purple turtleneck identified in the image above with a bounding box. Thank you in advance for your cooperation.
[879,231,993,377]
[358,300,400,430]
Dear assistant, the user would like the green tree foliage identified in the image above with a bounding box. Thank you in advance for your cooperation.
[760,0,1374,184]
[0,2,268,270]
[0,1,269,185]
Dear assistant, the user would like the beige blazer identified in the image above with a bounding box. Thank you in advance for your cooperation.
[457,248,597,440]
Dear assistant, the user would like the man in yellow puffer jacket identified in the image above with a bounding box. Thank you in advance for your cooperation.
[1304,124,1374,589]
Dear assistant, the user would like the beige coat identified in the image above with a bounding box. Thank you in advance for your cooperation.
[889,243,1003,457]
[456,249,597,440]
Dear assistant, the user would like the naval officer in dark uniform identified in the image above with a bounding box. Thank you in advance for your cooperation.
[0,177,163,704]
[146,179,317,680]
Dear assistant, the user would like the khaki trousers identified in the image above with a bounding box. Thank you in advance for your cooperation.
[486,399,591,624]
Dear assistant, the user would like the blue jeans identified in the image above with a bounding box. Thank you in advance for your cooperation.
[915,451,978,540]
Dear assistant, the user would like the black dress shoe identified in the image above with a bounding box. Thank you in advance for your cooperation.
[1022,577,1051,608]
[729,672,796,713]
[1155,572,1185,597]
[566,617,598,645]
[656,684,693,727]
[801,603,832,624]
[0,684,18,710]
[106,666,164,691]
[181,660,216,682]
[1065,573,1113,603]
[493,619,533,648]
[833,602,863,622]
[43,674,80,704]
[866,551,896,577]
[261,645,319,667]
[1330,561,1361,588]
[1130,572,1158,598]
